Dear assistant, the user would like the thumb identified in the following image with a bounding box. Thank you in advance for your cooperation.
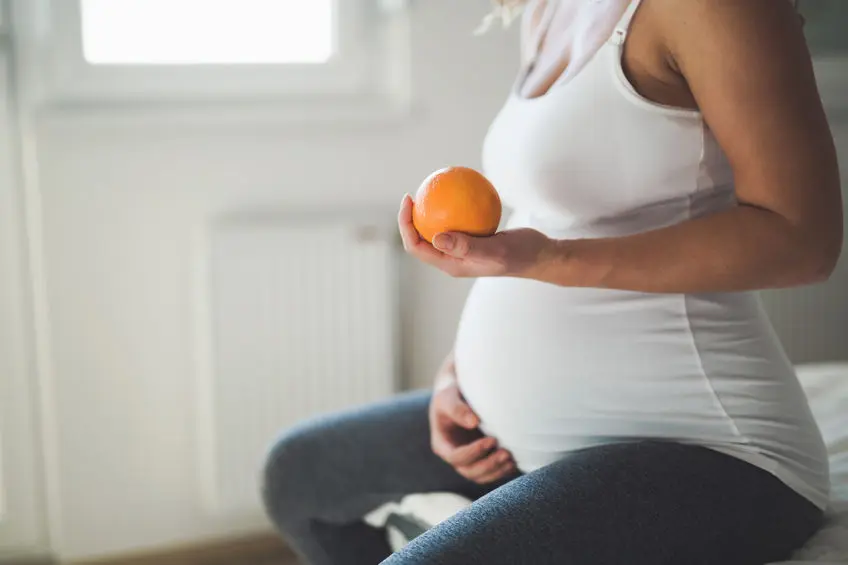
[441,387,480,429]
[433,232,493,259]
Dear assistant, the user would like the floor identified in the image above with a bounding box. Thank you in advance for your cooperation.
[42,536,304,565]
[194,546,301,565]
[244,555,300,565]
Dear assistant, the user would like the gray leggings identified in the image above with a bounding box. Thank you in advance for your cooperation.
[262,391,823,565]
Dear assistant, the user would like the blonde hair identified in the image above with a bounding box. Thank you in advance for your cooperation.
[475,0,529,35]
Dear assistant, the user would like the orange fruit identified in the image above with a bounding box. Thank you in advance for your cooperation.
[412,167,502,244]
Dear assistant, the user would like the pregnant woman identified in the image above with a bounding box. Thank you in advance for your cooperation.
[263,0,843,563]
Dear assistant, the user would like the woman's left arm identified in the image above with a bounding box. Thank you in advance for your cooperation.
[403,0,843,293]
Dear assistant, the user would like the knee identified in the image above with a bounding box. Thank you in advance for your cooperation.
[261,422,327,528]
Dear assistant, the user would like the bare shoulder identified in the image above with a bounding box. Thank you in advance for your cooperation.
[646,0,809,75]
[640,0,823,129]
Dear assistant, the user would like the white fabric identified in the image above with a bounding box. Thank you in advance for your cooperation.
[454,0,830,510]
[771,363,848,564]
[364,493,472,552]
[517,0,630,98]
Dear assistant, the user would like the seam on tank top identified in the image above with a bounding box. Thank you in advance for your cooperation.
[694,123,708,196]
[681,123,744,439]
[610,47,701,118]
[680,287,744,440]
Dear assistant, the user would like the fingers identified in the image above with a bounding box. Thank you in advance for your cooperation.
[451,444,515,484]
[465,450,516,484]
[397,194,420,248]
[429,387,517,484]
[432,233,457,253]
[430,384,487,462]
[431,431,515,484]
[441,436,497,467]
[438,386,479,430]
[397,196,462,268]
[435,231,509,267]
[433,232,470,257]
[431,424,516,482]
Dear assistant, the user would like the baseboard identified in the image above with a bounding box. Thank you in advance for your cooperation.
[65,534,296,565]
[0,556,54,565]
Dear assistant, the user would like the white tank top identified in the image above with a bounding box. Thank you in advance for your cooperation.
[454,0,830,509]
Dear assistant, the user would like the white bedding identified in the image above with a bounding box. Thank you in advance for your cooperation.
[770,363,848,565]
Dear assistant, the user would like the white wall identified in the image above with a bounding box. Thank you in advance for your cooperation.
[20,1,518,561]
[9,1,847,561]
[0,46,47,558]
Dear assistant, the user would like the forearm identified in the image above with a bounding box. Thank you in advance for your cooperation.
[536,205,842,293]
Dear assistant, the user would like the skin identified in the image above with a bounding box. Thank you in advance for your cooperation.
[429,351,516,484]
[404,0,843,484]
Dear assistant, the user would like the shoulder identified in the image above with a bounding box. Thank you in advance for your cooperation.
[645,0,799,27]
[642,0,805,71]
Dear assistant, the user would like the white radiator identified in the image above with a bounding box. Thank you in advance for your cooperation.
[199,218,399,515]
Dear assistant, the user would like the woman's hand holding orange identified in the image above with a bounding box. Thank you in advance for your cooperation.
[398,194,555,279]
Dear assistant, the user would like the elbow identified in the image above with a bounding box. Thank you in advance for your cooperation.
[784,197,844,285]
[804,227,843,284]
[817,236,843,282]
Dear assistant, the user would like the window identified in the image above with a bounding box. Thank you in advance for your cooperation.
[81,0,334,65]
[29,0,411,112]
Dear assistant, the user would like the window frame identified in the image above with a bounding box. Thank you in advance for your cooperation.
[29,0,408,105]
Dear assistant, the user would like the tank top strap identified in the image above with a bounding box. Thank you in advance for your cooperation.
[610,0,798,47]
[609,0,644,46]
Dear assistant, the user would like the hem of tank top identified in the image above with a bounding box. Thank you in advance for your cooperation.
[701,443,831,511]
[611,38,703,119]
[514,436,829,511]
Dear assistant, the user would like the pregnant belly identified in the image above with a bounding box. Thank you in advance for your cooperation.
[452,277,793,471]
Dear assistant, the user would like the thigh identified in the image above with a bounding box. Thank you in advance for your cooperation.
[384,441,824,565]
[263,390,491,525]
